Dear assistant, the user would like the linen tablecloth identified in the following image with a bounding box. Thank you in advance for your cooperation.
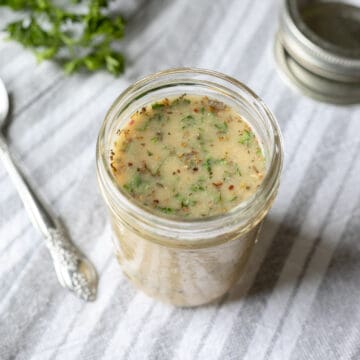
[1,1,360,359]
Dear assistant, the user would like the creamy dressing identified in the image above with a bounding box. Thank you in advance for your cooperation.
[111,95,265,218]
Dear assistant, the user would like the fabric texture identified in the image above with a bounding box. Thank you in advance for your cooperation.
[1,1,360,359]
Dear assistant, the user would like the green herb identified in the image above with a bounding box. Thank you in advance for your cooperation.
[137,113,162,132]
[151,132,163,143]
[151,103,165,110]
[181,198,197,208]
[190,178,206,192]
[1,0,125,76]
[153,113,164,122]
[123,174,142,194]
[190,184,205,192]
[214,122,228,134]
[133,174,142,187]
[239,130,254,146]
[137,119,150,132]
[256,147,262,156]
[181,115,196,128]
[200,107,205,114]
[175,193,196,208]
[171,96,191,107]
[156,206,174,214]
[147,150,153,156]
[197,131,205,146]
[203,157,213,177]
[214,192,222,204]
[231,196,238,202]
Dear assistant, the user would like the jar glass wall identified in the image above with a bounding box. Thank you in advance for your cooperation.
[96,68,283,306]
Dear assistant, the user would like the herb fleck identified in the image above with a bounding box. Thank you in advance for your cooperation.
[214,122,228,134]
[156,206,174,214]
[152,103,165,109]
[181,115,196,128]
[239,130,254,146]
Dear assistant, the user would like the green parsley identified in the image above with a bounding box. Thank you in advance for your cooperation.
[239,130,254,146]
[123,174,142,194]
[214,121,228,134]
[151,103,165,110]
[190,179,206,192]
[203,157,213,177]
[151,132,163,143]
[181,115,196,128]
[156,206,174,214]
[181,198,197,208]
[1,0,125,76]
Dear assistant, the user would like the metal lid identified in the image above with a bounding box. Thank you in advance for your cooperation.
[276,0,360,104]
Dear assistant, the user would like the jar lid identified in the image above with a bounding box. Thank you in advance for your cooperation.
[275,0,360,104]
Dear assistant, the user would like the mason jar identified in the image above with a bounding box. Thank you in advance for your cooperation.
[96,68,283,307]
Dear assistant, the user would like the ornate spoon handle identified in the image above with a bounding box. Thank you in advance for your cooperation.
[0,134,97,301]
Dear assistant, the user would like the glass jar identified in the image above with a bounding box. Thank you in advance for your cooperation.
[96,68,283,307]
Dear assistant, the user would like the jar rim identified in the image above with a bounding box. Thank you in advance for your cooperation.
[96,68,284,245]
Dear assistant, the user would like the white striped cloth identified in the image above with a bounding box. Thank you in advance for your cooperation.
[1,1,360,359]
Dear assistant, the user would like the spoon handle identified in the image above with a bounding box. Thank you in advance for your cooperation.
[0,134,97,301]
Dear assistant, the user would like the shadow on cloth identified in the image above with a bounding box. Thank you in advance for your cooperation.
[223,215,358,304]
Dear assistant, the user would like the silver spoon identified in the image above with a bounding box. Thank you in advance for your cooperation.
[0,77,97,301]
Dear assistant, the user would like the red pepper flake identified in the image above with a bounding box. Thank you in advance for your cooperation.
[177,169,181,173]
[194,108,199,113]
[193,167,198,172]
[212,182,223,188]
[228,185,234,190]
[128,162,133,167]
[153,199,159,204]
[129,119,135,125]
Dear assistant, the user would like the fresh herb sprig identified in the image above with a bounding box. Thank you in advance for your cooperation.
[0,0,125,76]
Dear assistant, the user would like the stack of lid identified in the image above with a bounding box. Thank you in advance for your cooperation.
[275,0,360,104]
